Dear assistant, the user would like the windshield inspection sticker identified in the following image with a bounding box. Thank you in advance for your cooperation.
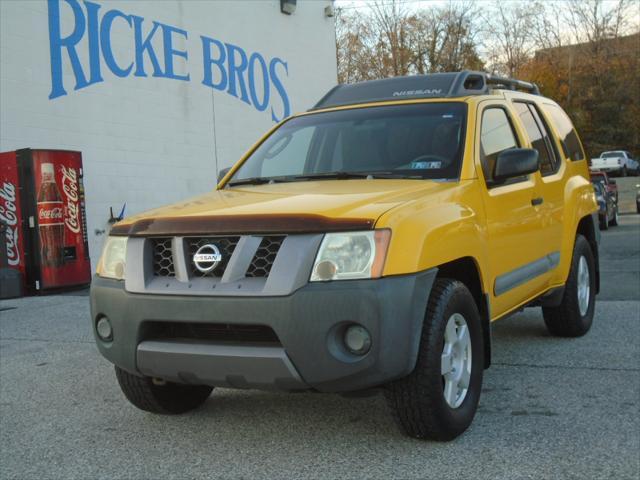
[411,161,441,169]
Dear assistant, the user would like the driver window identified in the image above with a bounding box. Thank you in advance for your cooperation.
[260,126,315,177]
[480,108,520,184]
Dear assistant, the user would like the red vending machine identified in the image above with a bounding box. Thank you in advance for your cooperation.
[0,150,26,297]
[0,149,91,294]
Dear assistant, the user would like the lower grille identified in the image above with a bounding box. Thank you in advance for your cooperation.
[142,321,280,345]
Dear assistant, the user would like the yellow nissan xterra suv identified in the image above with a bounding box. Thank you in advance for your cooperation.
[91,71,599,440]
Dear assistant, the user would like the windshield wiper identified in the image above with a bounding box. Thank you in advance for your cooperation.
[227,175,293,187]
[290,171,420,180]
[227,177,266,186]
[227,171,424,187]
[291,171,371,180]
[229,172,371,186]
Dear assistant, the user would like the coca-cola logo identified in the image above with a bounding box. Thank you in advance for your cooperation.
[0,181,20,266]
[61,165,80,234]
[39,206,63,220]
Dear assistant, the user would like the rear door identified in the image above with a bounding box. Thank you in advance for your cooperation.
[510,100,565,269]
[476,100,552,318]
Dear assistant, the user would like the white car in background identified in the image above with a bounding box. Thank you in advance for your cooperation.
[591,151,639,177]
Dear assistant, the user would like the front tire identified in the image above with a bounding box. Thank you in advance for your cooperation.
[542,235,596,337]
[115,366,213,414]
[385,279,484,441]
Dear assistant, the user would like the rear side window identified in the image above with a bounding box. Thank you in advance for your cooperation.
[480,108,520,184]
[542,104,585,161]
[513,102,559,175]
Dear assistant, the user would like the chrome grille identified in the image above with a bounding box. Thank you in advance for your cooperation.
[245,236,285,278]
[186,237,240,278]
[129,233,321,296]
[152,238,174,276]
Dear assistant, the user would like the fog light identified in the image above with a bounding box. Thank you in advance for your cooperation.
[344,325,371,355]
[96,316,113,341]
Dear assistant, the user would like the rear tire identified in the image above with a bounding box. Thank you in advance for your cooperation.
[542,235,596,337]
[600,214,609,230]
[115,366,213,414]
[385,279,483,441]
[610,207,618,226]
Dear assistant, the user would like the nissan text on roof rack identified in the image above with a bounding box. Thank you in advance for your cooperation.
[91,71,600,441]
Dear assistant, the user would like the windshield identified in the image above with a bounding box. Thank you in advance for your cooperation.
[229,103,467,185]
[601,152,623,158]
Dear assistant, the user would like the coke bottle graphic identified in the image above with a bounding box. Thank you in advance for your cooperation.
[37,163,64,267]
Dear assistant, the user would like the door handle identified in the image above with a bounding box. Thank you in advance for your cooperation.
[531,197,544,206]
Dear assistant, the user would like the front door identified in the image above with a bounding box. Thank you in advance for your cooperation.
[476,101,553,318]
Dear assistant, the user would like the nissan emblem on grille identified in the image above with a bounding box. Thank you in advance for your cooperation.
[193,244,222,273]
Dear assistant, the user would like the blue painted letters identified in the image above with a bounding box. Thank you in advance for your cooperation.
[47,0,291,121]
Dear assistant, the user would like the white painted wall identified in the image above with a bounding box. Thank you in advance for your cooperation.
[0,0,337,268]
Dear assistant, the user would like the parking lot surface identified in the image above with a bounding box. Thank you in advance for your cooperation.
[1,188,639,480]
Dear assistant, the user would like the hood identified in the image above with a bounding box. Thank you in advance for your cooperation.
[112,179,455,235]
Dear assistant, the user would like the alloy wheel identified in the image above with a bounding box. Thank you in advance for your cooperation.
[441,313,472,408]
[577,255,590,316]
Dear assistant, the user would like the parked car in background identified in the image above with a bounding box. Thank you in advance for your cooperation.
[591,151,639,177]
[590,171,618,203]
[592,181,618,230]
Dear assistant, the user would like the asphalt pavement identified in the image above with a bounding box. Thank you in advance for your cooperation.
[1,192,639,479]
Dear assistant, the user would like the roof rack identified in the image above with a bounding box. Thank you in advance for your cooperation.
[311,71,540,111]
[484,74,540,95]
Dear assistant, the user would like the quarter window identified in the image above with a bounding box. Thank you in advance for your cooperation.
[480,108,520,184]
[513,102,559,175]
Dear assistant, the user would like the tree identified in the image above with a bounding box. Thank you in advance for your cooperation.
[483,3,536,77]
[335,0,484,82]
[521,0,640,154]
[370,0,413,76]
[410,2,483,74]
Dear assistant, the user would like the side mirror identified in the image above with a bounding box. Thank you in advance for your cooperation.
[217,167,231,183]
[494,148,539,182]
[610,179,617,185]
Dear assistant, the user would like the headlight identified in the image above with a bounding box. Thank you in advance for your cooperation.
[96,236,127,280]
[310,230,391,281]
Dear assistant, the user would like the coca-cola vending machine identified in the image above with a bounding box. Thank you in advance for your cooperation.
[0,149,91,294]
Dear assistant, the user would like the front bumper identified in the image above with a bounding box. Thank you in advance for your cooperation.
[90,269,436,392]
